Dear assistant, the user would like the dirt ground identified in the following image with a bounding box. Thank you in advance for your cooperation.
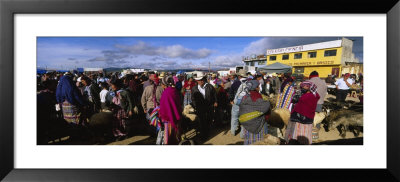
[50,93,363,145]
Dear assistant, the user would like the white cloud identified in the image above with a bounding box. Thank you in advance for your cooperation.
[243,38,271,55]
[115,41,212,59]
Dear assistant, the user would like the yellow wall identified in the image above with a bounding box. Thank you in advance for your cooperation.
[295,66,341,78]
[266,47,343,77]
[266,47,343,67]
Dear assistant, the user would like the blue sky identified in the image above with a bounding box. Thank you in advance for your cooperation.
[37,37,363,70]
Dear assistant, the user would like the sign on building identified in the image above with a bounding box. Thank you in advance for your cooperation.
[266,40,342,55]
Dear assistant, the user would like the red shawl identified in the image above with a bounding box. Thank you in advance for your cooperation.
[249,90,262,102]
[184,81,196,90]
[183,80,196,95]
[292,92,320,119]
[159,87,182,131]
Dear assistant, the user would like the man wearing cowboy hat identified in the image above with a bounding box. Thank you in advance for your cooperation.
[271,73,281,94]
[229,69,248,137]
[191,75,218,140]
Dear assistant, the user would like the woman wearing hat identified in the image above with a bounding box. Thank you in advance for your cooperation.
[238,80,270,145]
[158,76,183,144]
[285,81,320,145]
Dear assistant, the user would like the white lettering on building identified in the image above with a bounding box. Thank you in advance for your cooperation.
[266,40,342,55]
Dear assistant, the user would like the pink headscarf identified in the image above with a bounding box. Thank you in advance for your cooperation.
[173,76,179,84]
[300,81,317,96]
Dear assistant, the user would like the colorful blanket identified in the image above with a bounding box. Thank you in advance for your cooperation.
[276,84,295,109]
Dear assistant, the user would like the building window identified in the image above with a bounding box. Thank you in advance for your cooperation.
[294,53,302,59]
[324,49,337,57]
[282,54,289,60]
[246,62,250,66]
[250,62,255,66]
[308,52,317,58]
[295,67,304,73]
[269,56,276,61]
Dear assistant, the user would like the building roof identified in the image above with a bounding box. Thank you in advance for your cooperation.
[258,62,292,73]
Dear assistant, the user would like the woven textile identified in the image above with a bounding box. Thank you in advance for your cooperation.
[285,121,313,145]
[61,101,81,124]
[243,122,268,145]
[276,84,295,109]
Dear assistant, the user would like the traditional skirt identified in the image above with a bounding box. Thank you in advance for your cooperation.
[111,107,128,137]
[285,121,313,145]
[61,101,81,124]
[242,122,268,145]
[183,90,192,106]
[160,122,180,145]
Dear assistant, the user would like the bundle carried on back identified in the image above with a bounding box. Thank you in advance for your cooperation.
[239,91,271,134]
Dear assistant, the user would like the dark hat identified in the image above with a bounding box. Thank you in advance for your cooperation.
[247,80,260,91]
[309,71,319,78]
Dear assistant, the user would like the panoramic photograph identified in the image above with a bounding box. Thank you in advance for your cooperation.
[36,37,363,145]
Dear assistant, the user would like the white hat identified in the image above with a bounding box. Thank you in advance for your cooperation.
[123,69,133,75]
[194,72,205,80]
[194,75,204,81]
[77,77,82,82]
[237,69,248,78]
[119,72,125,79]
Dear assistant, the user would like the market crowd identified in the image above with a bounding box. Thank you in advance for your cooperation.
[37,69,363,145]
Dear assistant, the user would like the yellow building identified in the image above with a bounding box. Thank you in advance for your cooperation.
[266,38,360,78]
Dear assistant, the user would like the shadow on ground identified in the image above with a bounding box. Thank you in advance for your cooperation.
[313,137,363,145]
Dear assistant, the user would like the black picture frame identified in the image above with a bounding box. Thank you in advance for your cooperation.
[1,0,399,181]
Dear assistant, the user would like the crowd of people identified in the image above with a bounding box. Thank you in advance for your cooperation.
[37,69,363,145]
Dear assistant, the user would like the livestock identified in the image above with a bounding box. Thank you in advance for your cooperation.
[88,110,114,143]
[182,104,198,122]
[313,111,328,128]
[323,109,363,138]
[268,108,290,129]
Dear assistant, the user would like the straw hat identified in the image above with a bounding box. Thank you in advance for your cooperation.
[271,73,278,77]
[126,70,134,75]
[237,69,248,78]
[159,72,166,78]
